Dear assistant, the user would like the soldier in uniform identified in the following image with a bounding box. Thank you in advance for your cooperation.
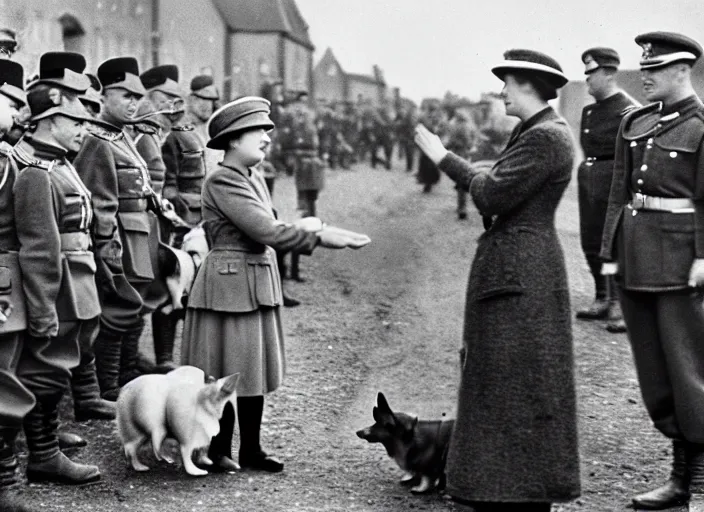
[73,57,155,400]
[600,32,704,510]
[394,102,418,172]
[446,107,478,220]
[371,104,394,170]
[575,48,637,334]
[10,52,102,486]
[188,75,221,175]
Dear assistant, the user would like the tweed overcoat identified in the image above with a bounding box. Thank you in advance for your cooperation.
[438,107,581,503]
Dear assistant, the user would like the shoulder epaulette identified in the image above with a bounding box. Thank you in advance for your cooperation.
[622,102,662,140]
[172,125,194,132]
[11,145,52,171]
[88,124,123,142]
[620,105,640,116]
[0,140,13,158]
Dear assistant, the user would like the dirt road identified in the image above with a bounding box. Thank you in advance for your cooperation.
[18,160,679,511]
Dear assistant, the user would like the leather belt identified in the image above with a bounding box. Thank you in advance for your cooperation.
[629,193,695,212]
[118,198,148,212]
[60,231,92,251]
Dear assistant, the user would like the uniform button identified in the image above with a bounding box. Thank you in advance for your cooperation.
[583,129,590,133]
[630,141,637,147]
[587,110,592,115]
[647,138,653,144]
[641,164,648,171]
[670,151,678,158]
[646,145,652,149]
[637,179,644,185]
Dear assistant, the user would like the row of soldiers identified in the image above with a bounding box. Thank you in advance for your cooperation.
[0,47,221,511]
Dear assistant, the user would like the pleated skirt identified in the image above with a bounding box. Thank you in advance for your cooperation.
[181,306,285,396]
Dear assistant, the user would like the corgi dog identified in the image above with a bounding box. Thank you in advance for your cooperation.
[356,392,454,494]
[116,365,239,476]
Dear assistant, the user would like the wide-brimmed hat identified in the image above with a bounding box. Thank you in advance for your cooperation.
[97,57,146,97]
[206,96,274,150]
[491,49,569,88]
[141,64,183,98]
[28,51,90,93]
[0,59,26,106]
[581,47,620,74]
[636,31,703,70]
[190,74,219,100]
[26,86,93,123]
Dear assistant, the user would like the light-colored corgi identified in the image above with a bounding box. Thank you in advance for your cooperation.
[116,365,239,476]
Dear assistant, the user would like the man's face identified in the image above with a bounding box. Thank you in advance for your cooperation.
[0,93,15,134]
[50,115,86,153]
[189,95,215,122]
[585,68,610,98]
[102,88,141,123]
[641,65,679,102]
[149,90,182,113]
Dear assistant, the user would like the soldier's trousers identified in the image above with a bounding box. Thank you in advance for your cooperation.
[618,287,704,443]
[0,331,36,427]
[399,140,415,172]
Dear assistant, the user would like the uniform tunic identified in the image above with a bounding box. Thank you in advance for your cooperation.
[438,107,580,503]
[181,164,317,396]
[0,142,35,425]
[73,121,156,330]
[162,124,206,226]
[601,95,704,442]
[578,91,637,259]
[12,137,101,396]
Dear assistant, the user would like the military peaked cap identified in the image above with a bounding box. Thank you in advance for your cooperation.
[0,59,26,106]
[140,64,182,97]
[29,51,90,93]
[636,31,703,69]
[581,47,620,74]
[97,57,146,97]
[206,96,274,150]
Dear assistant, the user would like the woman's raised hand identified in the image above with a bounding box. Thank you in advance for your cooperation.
[414,124,448,165]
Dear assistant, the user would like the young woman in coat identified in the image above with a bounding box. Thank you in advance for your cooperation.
[415,49,581,511]
[181,97,368,473]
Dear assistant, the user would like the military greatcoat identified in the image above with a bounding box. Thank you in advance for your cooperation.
[438,107,581,503]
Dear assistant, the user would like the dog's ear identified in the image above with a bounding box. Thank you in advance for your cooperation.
[377,392,392,412]
[219,373,240,396]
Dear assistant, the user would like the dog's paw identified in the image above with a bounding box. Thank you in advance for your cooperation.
[185,465,209,477]
[130,461,151,472]
[400,472,419,486]
[410,476,435,494]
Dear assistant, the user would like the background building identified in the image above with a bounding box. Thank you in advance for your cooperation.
[313,47,389,106]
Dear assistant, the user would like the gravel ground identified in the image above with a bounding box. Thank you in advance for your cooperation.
[12,156,684,511]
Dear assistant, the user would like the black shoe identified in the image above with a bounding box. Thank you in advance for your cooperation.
[458,211,468,220]
[606,318,627,333]
[575,298,609,320]
[74,399,116,422]
[283,295,300,307]
[58,432,87,451]
[632,480,690,510]
[206,455,240,473]
[239,451,284,473]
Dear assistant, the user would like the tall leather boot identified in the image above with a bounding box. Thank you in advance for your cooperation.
[290,252,305,283]
[70,352,116,421]
[632,439,690,510]
[688,444,704,511]
[605,276,627,333]
[119,318,145,386]
[206,401,239,472]
[23,395,100,485]
[0,427,37,512]
[93,325,122,401]
[151,310,180,374]
[576,258,609,320]
[238,396,283,473]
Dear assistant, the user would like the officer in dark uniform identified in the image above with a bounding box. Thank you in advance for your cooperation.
[11,52,103,486]
[600,32,704,510]
[187,75,221,175]
[575,48,638,333]
[73,57,155,400]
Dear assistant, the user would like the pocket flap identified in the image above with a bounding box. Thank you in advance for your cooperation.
[118,212,151,233]
[655,118,704,153]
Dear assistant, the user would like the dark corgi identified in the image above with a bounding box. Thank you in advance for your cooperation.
[356,392,454,493]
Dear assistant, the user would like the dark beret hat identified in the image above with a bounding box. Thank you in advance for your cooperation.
[0,59,26,106]
[491,48,568,89]
[581,47,620,73]
[97,56,146,97]
[190,74,219,100]
[30,51,90,93]
[140,64,181,97]
[636,31,703,69]
[206,96,274,150]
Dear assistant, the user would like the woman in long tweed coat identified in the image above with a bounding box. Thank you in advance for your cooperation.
[416,50,581,511]
[181,97,366,473]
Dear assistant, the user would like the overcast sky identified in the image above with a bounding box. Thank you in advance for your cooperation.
[296,0,704,102]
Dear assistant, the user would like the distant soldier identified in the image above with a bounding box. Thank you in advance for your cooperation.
[187,75,221,175]
[575,48,637,334]
[73,57,156,399]
[395,102,418,172]
[446,107,479,219]
[371,104,394,170]
[417,100,449,193]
